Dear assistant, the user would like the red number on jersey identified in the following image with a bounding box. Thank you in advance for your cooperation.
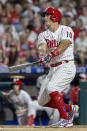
[67,32,72,38]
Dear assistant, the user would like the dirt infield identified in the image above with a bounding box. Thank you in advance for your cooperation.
[0,126,87,131]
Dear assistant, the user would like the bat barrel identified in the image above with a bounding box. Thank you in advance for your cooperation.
[8,60,40,72]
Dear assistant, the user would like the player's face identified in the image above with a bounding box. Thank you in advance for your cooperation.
[13,85,20,94]
[44,14,52,27]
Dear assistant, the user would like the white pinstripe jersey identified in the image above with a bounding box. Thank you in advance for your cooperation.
[38,25,74,64]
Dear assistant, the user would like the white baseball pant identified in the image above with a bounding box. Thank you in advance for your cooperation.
[38,61,76,106]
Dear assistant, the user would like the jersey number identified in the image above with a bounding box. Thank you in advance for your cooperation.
[67,32,72,38]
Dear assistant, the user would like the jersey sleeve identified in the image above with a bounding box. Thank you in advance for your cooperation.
[61,27,74,42]
[37,33,46,46]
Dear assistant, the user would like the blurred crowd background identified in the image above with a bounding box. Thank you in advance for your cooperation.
[0,0,87,126]
[0,0,87,71]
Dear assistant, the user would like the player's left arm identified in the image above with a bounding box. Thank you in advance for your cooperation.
[51,39,71,56]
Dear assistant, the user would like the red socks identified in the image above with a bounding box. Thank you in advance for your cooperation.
[44,99,56,108]
[44,93,72,112]
[44,100,72,112]
[45,91,70,120]
[28,115,34,126]
[64,104,72,112]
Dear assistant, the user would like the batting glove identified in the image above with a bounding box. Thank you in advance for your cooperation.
[39,49,59,64]
[44,54,52,63]
[45,49,59,63]
[40,55,51,64]
[39,55,45,65]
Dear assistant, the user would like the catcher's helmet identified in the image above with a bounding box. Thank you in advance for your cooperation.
[41,7,62,22]
[12,79,22,89]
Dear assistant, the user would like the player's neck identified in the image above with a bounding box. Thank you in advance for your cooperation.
[49,23,59,33]
[15,90,20,95]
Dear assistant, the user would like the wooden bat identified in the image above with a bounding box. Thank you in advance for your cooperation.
[8,60,40,72]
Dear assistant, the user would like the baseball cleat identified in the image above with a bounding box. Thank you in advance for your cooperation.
[51,118,73,127]
[68,105,79,122]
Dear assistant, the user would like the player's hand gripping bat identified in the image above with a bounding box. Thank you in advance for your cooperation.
[8,60,40,72]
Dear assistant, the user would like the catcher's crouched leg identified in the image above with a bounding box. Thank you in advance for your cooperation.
[38,88,51,106]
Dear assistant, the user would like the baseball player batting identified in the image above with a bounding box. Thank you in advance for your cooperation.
[2,79,35,126]
[38,7,79,127]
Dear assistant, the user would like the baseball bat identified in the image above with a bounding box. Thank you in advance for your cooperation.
[8,60,40,72]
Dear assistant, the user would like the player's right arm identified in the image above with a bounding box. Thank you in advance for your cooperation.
[38,43,47,56]
[38,33,47,56]
[1,91,9,96]
[38,33,48,64]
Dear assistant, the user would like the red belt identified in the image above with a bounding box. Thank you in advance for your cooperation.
[50,60,69,67]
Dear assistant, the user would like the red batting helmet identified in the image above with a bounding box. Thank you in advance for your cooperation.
[12,79,23,89]
[41,7,62,22]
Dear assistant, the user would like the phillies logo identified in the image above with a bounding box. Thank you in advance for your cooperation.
[45,39,60,48]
